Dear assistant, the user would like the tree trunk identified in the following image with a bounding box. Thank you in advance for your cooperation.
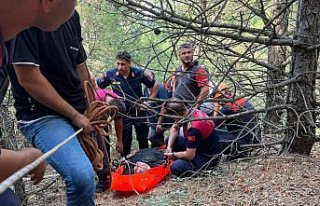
[286,0,320,155]
[1,105,26,201]
[265,0,288,133]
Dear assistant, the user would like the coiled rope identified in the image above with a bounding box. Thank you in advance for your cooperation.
[0,81,118,193]
[78,81,118,170]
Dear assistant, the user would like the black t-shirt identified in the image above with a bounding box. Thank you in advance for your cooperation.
[7,11,87,121]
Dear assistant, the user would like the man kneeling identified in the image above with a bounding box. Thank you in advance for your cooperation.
[163,98,222,177]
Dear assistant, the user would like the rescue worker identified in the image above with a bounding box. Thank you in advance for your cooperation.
[143,69,172,148]
[163,98,222,177]
[213,86,261,159]
[97,51,159,157]
[200,82,229,117]
[157,43,209,133]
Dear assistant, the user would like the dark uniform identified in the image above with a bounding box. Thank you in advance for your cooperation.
[170,109,222,177]
[174,61,209,101]
[97,67,155,156]
[214,98,261,156]
[143,83,173,147]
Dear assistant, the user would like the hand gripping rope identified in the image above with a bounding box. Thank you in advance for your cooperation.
[0,129,83,194]
[77,80,118,171]
[0,81,118,193]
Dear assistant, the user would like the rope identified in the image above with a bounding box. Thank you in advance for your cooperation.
[78,100,118,170]
[78,81,118,170]
[0,81,118,194]
[0,128,83,194]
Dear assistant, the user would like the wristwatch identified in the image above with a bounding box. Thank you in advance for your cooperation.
[171,152,175,159]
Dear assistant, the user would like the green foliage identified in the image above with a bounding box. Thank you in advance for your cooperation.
[78,1,177,82]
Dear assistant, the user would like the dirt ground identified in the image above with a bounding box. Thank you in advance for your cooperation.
[93,144,320,206]
[23,143,320,206]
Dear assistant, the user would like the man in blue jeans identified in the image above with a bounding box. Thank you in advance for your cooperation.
[0,1,77,205]
[7,11,95,205]
[97,51,159,157]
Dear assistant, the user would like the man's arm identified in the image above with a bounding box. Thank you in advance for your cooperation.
[167,148,196,160]
[77,62,90,87]
[213,102,221,117]
[195,67,209,107]
[166,124,179,153]
[197,85,209,103]
[148,80,159,99]
[156,104,167,133]
[14,64,91,132]
[114,118,123,156]
[77,62,95,103]
[0,148,46,183]
[165,127,200,160]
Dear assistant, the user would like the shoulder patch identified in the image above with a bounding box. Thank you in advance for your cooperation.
[188,136,196,142]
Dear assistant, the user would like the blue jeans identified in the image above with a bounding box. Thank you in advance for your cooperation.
[18,116,95,206]
[0,189,21,206]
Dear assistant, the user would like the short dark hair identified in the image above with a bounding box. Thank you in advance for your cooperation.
[179,43,193,51]
[108,98,126,116]
[145,69,155,79]
[116,51,131,63]
[164,98,188,116]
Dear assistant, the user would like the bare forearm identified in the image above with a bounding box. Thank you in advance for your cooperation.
[77,62,90,87]
[77,62,96,103]
[114,118,123,143]
[213,102,220,117]
[173,148,196,160]
[149,81,159,98]
[167,126,179,149]
[157,105,166,125]
[24,79,79,119]
[0,148,42,181]
[197,86,209,102]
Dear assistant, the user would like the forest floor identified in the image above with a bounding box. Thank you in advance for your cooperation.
[23,143,320,206]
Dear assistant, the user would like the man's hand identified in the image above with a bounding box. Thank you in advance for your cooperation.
[29,161,47,184]
[156,124,163,133]
[166,147,172,154]
[140,101,151,110]
[71,113,92,133]
[164,152,176,160]
[23,148,47,184]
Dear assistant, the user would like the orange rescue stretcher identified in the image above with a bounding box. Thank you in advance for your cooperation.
[111,160,172,193]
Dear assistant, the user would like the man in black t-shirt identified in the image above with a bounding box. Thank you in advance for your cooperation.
[0,1,77,204]
[0,0,77,42]
[7,11,96,205]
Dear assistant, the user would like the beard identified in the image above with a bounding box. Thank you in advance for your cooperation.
[181,57,193,65]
